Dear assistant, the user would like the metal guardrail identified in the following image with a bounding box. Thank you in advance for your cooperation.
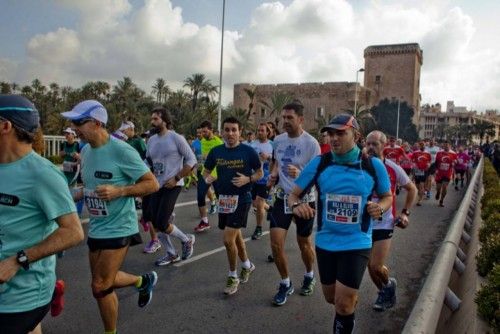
[402,156,483,334]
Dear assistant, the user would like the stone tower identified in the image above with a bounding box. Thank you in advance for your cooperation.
[364,43,423,124]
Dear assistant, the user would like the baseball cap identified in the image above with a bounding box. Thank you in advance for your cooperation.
[118,121,134,131]
[0,94,40,133]
[321,114,360,132]
[63,127,76,136]
[61,100,108,124]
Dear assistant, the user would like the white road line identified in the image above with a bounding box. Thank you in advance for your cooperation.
[79,199,198,224]
[174,231,270,267]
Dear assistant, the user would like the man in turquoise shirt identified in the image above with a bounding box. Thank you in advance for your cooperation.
[62,100,160,334]
[0,95,84,334]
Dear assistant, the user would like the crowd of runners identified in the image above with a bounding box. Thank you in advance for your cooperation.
[0,94,485,334]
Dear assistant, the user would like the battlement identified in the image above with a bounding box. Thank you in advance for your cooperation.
[365,43,423,64]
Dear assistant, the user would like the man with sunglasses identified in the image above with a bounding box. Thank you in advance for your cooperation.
[61,100,160,334]
[0,95,84,334]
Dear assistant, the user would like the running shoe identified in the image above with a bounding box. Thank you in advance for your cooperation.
[251,226,263,240]
[273,282,294,306]
[194,220,210,233]
[137,271,158,307]
[181,234,195,260]
[300,275,316,296]
[384,277,397,309]
[373,288,387,311]
[439,201,444,207]
[239,263,256,283]
[155,253,181,266]
[143,239,161,254]
[51,280,65,317]
[209,202,218,215]
[224,276,240,295]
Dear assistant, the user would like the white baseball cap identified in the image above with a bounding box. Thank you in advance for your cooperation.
[61,100,108,124]
[118,121,135,131]
[63,127,76,136]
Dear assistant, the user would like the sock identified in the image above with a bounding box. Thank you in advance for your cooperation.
[201,216,209,223]
[104,330,117,334]
[158,233,177,256]
[228,270,237,278]
[169,225,189,243]
[135,276,142,288]
[281,277,290,287]
[304,271,314,278]
[242,259,251,269]
[211,200,216,206]
[333,313,355,334]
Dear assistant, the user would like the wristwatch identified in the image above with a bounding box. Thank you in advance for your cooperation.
[174,175,181,182]
[402,208,411,216]
[16,250,29,270]
[291,202,302,210]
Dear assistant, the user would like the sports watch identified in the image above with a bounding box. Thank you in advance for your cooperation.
[16,250,30,270]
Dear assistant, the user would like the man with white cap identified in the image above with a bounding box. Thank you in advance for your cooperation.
[0,94,84,334]
[61,100,160,334]
[59,127,80,186]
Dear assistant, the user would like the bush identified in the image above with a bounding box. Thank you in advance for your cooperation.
[479,213,500,243]
[47,155,63,165]
[476,263,500,332]
[481,199,500,221]
[477,233,500,277]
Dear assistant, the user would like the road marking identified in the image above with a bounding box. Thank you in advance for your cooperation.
[174,231,270,267]
[80,199,198,224]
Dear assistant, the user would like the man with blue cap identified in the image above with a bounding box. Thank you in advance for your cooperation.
[0,94,84,334]
[61,100,160,334]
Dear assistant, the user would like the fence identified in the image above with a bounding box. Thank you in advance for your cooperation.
[402,157,483,333]
[43,135,66,157]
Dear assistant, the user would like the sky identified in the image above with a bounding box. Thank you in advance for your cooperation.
[0,0,499,111]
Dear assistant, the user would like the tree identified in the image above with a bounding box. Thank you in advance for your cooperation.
[259,92,292,128]
[183,73,215,113]
[243,87,256,121]
[151,78,170,104]
[342,104,377,135]
[370,98,418,142]
[433,123,447,141]
[472,120,496,145]
[0,82,12,94]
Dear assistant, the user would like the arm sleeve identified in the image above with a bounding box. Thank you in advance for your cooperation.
[295,156,321,190]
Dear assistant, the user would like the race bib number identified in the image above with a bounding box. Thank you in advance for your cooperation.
[283,193,314,214]
[326,194,362,224]
[84,189,109,217]
[62,161,77,172]
[218,195,239,214]
[414,169,425,176]
[153,162,165,176]
[439,163,450,171]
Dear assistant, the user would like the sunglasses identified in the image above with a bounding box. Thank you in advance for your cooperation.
[72,118,93,126]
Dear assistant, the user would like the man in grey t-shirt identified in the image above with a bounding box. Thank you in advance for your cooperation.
[145,107,197,266]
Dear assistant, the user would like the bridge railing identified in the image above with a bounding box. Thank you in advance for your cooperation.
[43,135,65,157]
[402,156,484,334]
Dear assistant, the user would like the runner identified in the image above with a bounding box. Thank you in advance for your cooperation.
[203,116,263,295]
[434,141,458,207]
[410,141,432,206]
[267,100,320,305]
[424,138,441,199]
[0,94,84,334]
[61,99,160,334]
[382,137,407,165]
[289,114,392,334]
[145,107,196,266]
[121,121,147,160]
[250,122,274,240]
[365,131,417,311]
[454,146,470,190]
[59,127,80,186]
[194,120,223,232]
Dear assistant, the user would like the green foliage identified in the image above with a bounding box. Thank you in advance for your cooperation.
[369,98,418,142]
[477,232,500,277]
[479,213,500,243]
[47,155,63,165]
[475,264,500,331]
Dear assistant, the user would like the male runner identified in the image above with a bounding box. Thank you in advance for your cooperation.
[425,138,441,199]
[289,114,392,334]
[382,137,407,165]
[411,142,432,206]
[203,116,262,295]
[267,100,320,305]
[61,100,159,334]
[59,127,80,186]
[435,141,457,207]
[454,146,470,190]
[194,120,223,232]
[121,121,147,160]
[0,95,84,334]
[250,122,274,240]
[365,131,416,311]
[145,107,196,266]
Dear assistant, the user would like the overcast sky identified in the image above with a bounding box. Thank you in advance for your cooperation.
[0,0,499,111]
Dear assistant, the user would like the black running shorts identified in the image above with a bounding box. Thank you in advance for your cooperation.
[251,183,269,201]
[218,202,251,229]
[269,198,315,237]
[372,229,394,242]
[147,186,181,232]
[87,233,142,252]
[316,247,371,289]
[0,302,50,334]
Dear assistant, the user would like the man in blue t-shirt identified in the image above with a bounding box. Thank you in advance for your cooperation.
[0,95,84,334]
[203,116,263,296]
[61,100,160,334]
[289,114,392,334]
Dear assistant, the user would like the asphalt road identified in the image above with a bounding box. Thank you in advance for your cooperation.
[42,183,466,334]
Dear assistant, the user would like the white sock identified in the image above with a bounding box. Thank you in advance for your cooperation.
[211,200,216,205]
[242,259,251,269]
[281,277,290,287]
[169,225,189,243]
[201,216,208,223]
[228,270,238,278]
[305,271,314,278]
[158,233,176,256]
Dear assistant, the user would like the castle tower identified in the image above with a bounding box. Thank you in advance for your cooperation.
[364,43,423,125]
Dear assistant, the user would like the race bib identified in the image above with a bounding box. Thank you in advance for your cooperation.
[84,189,109,217]
[326,194,362,224]
[153,162,165,176]
[62,161,77,173]
[414,169,425,176]
[439,163,450,171]
[283,193,314,214]
[218,195,239,214]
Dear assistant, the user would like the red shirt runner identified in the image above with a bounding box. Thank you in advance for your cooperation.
[435,150,457,181]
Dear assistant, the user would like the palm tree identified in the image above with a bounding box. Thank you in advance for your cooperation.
[243,87,256,121]
[0,82,12,94]
[259,92,292,128]
[433,123,447,141]
[183,73,215,113]
[472,120,496,145]
[151,78,171,104]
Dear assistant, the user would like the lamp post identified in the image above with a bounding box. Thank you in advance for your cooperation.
[353,68,364,117]
[217,0,226,133]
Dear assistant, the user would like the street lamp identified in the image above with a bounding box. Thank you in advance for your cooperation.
[353,68,364,117]
[217,0,226,133]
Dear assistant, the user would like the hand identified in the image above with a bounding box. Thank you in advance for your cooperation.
[164,177,178,189]
[292,203,315,220]
[71,152,80,160]
[232,172,250,188]
[396,214,409,229]
[267,174,277,188]
[95,184,122,201]
[0,256,20,284]
[287,165,300,178]
[259,152,270,161]
[205,175,217,185]
[366,201,383,220]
